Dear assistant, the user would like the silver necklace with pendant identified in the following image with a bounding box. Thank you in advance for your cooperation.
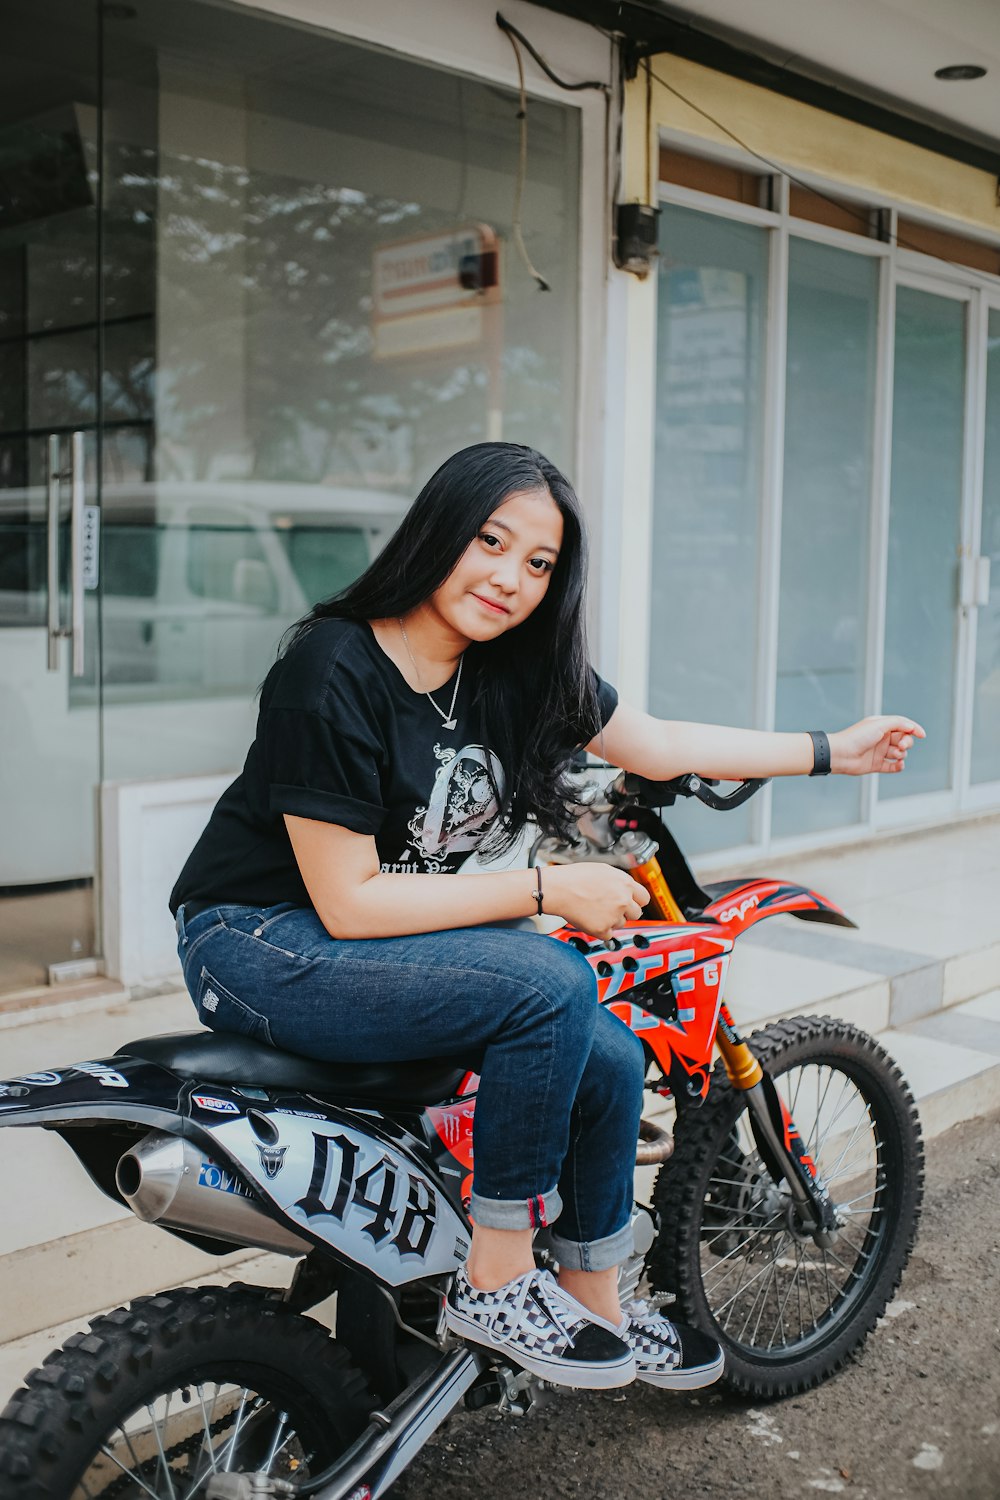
[397,619,463,731]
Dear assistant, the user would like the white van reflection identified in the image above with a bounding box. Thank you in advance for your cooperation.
[0,482,408,886]
[94,482,406,696]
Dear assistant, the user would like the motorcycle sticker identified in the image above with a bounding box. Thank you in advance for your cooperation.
[12,1072,62,1087]
[206,1113,468,1285]
[73,1061,129,1089]
[427,1099,475,1207]
[198,1161,253,1197]
[255,1144,288,1178]
[192,1094,240,1114]
[0,1085,30,1099]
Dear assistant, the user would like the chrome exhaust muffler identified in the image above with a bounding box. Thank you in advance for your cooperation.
[116,1130,310,1256]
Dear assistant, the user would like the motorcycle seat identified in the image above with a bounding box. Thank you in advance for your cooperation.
[117,1031,471,1106]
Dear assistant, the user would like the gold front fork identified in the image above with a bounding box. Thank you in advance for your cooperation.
[714,1003,763,1089]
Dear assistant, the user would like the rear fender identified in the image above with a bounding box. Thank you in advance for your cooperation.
[704,879,856,934]
[0,1053,470,1284]
[0,1053,233,1254]
[0,1055,189,1132]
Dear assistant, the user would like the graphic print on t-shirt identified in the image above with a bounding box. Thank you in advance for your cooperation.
[405,743,504,870]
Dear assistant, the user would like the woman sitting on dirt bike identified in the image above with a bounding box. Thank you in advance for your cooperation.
[170,441,923,1395]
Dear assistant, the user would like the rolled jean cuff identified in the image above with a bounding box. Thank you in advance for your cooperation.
[470,1186,563,1231]
[547,1218,636,1273]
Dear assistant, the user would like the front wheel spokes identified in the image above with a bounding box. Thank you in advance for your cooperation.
[698,1062,885,1353]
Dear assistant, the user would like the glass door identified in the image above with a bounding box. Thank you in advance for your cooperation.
[0,0,103,993]
[2,0,584,997]
[968,301,1000,800]
[878,277,970,820]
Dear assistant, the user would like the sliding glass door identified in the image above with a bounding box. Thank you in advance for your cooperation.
[879,280,968,812]
[652,190,1000,852]
[1,0,583,996]
[0,0,103,990]
[969,302,1000,798]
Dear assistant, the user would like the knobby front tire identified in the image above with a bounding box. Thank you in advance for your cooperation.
[648,1016,924,1399]
[0,1285,376,1499]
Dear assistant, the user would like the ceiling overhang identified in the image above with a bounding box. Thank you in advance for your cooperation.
[528,0,1000,179]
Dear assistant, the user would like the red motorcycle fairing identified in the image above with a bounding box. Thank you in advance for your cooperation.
[424,925,737,1181]
[572,922,735,1107]
[551,921,734,1002]
[425,1073,478,1207]
[703,878,856,934]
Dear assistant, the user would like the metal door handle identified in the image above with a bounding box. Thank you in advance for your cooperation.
[69,430,85,676]
[960,554,993,609]
[46,433,61,671]
[45,431,89,675]
[975,555,991,608]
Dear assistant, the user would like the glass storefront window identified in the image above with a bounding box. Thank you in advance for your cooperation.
[772,239,878,839]
[651,205,769,854]
[90,0,581,779]
[0,0,582,938]
[881,287,965,800]
[969,307,1000,787]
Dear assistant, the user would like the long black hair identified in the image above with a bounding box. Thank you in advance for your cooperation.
[284,441,601,851]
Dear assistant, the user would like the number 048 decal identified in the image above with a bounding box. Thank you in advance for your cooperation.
[207,1113,467,1286]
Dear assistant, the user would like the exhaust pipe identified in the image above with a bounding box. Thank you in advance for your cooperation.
[635,1116,673,1166]
[116,1131,310,1257]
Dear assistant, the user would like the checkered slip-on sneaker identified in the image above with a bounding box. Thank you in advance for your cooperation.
[445,1267,636,1390]
[618,1299,725,1389]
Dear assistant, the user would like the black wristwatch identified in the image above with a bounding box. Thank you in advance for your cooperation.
[808,730,832,776]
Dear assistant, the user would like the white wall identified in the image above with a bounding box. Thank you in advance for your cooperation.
[101,774,232,986]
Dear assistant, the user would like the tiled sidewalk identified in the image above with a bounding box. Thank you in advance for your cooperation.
[0,813,997,1396]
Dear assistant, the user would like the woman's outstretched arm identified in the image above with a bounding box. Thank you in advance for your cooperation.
[588,703,926,782]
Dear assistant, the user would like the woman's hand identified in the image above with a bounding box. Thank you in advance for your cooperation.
[544,863,650,942]
[830,716,926,775]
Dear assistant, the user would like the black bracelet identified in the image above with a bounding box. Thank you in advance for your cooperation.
[533,865,544,915]
[808,730,832,776]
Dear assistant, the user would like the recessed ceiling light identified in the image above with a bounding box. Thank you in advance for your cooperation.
[934,64,987,81]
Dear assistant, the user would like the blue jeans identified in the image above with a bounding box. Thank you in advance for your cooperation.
[176,901,645,1271]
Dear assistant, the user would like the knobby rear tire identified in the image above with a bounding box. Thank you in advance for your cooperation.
[648,1015,924,1399]
[0,1284,376,1499]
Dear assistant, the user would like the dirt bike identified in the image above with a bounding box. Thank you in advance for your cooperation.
[0,770,924,1500]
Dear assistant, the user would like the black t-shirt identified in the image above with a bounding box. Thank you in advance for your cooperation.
[170,618,618,915]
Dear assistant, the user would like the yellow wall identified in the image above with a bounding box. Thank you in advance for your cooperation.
[626,54,1000,237]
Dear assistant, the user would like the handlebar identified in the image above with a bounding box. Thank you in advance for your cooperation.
[620,771,770,811]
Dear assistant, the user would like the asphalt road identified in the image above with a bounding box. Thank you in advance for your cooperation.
[394,1108,1000,1500]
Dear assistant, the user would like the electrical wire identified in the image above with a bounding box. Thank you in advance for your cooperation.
[495,11,998,290]
[502,24,552,291]
[644,55,653,203]
[496,12,613,292]
[496,12,610,94]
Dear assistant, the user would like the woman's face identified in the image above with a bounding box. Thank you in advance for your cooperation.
[429,487,564,643]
